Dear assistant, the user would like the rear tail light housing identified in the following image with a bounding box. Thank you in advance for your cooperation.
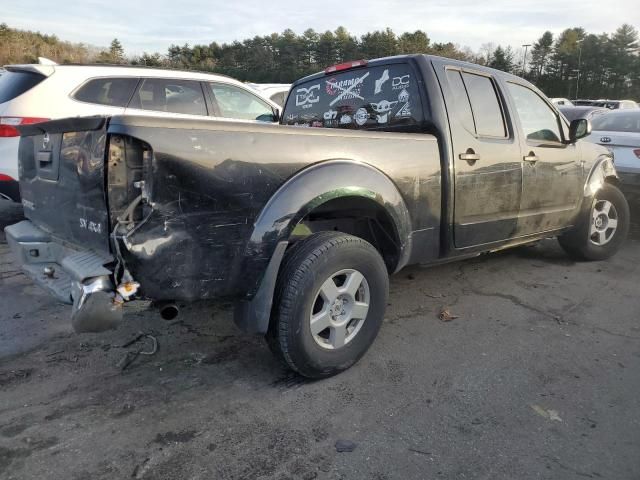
[0,174,15,182]
[634,149,640,159]
[324,60,368,74]
[0,117,49,137]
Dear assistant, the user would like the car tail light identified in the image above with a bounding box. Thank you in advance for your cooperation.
[0,174,15,182]
[324,60,368,74]
[0,117,49,137]
[634,149,640,159]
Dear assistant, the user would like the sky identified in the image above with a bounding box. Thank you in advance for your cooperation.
[4,0,640,55]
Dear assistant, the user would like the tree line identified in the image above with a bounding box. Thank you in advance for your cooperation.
[1,22,638,100]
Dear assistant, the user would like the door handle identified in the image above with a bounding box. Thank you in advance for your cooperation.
[523,152,539,164]
[459,148,480,164]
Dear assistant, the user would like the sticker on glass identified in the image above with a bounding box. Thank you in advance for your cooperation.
[355,108,369,126]
[374,69,390,95]
[392,75,410,90]
[295,85,321,108]
[326,72,370,106]
[371,100,398,124]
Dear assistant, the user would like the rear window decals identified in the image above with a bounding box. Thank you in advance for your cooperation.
[371,100,398,124]
[392,75,410,90]
[283,63,423,131]
[355,108,369,126]
[295,84,321,108]
[326,72,370,106]
[374,69,390,94]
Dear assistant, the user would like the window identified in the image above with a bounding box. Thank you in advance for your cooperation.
[507,83,562,143]
[281,63,424,132]
[73,77,138,107]
[129,78,207,116]
[209,84,275,121]
[0,71,46,104]
[591,112,640,133]
[445,70,475,134]
[461,72,506,137]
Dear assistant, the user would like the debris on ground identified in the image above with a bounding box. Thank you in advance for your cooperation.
[335,439,357,452]
[438,307,459,322]
[531,404,562,422]
[116,332,158,371]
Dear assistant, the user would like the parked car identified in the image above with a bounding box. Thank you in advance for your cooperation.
[6,54,629,377]
[247,83,291,107]
[550,97,574,106]
[594,100,638,110]
[559,106,609,122]
[588,110,640,200]
[0,62,280,201]
[574,99,638,110]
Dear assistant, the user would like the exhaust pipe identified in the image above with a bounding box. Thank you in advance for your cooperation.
[159,302,179,320]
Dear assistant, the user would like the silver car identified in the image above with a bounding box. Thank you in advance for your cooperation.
[588,110,640,198]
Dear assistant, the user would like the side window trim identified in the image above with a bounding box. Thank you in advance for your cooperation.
[506,81,566,145]
[445,66,511,140]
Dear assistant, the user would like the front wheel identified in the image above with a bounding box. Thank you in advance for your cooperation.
[267,232,389,378]
[559,183,630,260]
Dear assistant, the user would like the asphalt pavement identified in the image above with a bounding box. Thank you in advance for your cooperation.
[0,197,638,480]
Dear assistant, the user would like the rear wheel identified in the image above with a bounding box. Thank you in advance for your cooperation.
[267,232,389,378]
[559,183,630,260]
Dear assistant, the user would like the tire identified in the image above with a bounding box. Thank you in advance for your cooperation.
[266,232,389,378]
[559,183,630,260]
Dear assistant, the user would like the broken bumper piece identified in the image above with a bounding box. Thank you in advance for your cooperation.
[5,220,126,332]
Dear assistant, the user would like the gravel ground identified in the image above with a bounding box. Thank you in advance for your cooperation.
[0,197,639,480]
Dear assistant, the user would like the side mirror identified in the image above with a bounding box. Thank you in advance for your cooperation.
[568,118,591,143]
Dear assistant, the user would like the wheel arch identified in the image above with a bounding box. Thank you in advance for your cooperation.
[234,159,413,334]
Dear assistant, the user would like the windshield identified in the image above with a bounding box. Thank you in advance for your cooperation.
[282,62,424,132]
[591,112,640,133]
[0,70,46,104]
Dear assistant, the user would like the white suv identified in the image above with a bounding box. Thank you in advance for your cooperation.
[0,62,281,201]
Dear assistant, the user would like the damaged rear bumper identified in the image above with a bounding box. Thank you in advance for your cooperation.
[5,220,124,332]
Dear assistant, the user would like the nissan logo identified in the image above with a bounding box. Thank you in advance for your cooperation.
[600,136,611,143]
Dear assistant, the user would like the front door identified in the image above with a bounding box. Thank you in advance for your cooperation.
[435,64,523,248]
[505,82,582,235]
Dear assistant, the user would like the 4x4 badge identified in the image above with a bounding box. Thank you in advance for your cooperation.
[600,136,611,143]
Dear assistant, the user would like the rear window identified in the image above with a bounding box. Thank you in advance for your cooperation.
[0,70,46,104]
[73,77,138,107]
[282,63,424,131]
[591,112,640,133]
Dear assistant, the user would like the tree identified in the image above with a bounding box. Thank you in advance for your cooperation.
[488,45,514,72]
[398,30,430,54]
[530,31,554,78]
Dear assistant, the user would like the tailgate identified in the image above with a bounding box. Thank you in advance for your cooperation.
[17,117,111,253]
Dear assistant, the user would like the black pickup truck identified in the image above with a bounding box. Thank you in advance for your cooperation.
[6,55,630,377]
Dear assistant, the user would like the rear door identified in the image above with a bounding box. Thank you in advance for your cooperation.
[505,82,582,234]
[434,62,522,248]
